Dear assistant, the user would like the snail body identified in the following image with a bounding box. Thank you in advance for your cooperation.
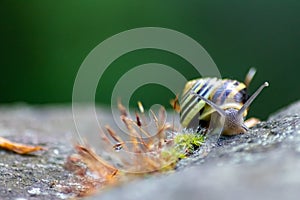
[180,68,268,135]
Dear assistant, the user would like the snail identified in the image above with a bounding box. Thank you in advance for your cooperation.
[180,68,268,135]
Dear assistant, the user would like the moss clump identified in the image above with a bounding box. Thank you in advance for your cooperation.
[173,133,205,156]
[161,133,205,163]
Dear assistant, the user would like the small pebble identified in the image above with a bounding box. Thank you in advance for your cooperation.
[53,149,60,155]
[27,187,41,196]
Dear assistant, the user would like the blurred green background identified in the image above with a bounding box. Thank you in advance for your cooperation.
[0,0,299,119]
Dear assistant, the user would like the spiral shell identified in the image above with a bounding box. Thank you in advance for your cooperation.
[180,68,268,135]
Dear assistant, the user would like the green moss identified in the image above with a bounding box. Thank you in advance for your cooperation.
[161,133,205,164]
[173,133,205,155]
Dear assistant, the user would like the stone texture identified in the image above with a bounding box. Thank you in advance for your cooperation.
[0,101,299,200]
[92,101,300,200]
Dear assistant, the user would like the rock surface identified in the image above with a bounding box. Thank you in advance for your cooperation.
[0,137,78,200]
[0,101,299,200]
[0,105,95,200]
[94,101,300,200]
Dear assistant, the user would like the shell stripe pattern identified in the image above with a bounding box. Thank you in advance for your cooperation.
[180,77,249,128]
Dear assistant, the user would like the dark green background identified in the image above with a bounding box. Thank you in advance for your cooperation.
[0,1,299,119]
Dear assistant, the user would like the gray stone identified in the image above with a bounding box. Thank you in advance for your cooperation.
[0,101,299,200]
[91,101,300,200]
[268,100,300,120]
